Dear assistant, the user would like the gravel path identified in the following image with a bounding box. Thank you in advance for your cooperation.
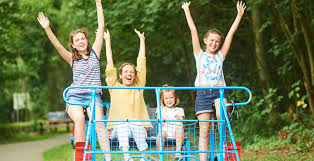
[0,133,70,161]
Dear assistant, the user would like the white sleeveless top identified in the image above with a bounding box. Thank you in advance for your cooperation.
[194,50,226,87]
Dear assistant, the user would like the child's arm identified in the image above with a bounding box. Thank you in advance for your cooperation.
[37,12,72,65]
[92,0,105,58]
[220,1,246,59]
[104,30,114,68]
[134,29,145,58]
[175,115,184,120]
[181,2,201,56]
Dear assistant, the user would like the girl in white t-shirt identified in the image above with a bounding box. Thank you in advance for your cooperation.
[156,84,185,160]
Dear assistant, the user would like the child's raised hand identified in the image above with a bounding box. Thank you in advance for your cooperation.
[236,1,246,17]
[181,1,191,10]
[104,29,110,40]
[37,12,50,29]
[134,29,145,40]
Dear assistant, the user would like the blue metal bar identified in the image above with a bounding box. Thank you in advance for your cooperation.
[209,128,215,161]
[155,88,164,161]
[63,86,252,107]
[222,98,240,161]
[93,119,224,123]
[91,89,96,161]
[218,89,225,161]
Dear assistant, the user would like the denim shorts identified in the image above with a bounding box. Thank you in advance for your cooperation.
[65,92,104,110]
[195,89,228,115]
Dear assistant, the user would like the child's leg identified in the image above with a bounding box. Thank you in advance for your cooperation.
[174,122,184,152]
[87,105,111,161]
[67,105,87,161]
[156,130,167,159]
[68,105,86,142]
[214,98,228,131]
[156,130,167,150]
[197,113,211,161]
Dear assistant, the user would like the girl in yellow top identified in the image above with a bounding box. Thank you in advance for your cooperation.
[104,29,151,161]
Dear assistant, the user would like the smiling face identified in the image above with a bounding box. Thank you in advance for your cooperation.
[71,32,88,54]
[119,64,136,86]
[163,91,176,108]
[204,33,222,54]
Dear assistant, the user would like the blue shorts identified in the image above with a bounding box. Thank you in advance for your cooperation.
[65,92,104,110]
[195,89,228,115]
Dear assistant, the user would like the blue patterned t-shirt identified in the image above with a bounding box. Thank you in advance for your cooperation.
[194,50,226,87]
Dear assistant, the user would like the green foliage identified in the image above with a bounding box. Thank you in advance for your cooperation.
[233,88,285,145]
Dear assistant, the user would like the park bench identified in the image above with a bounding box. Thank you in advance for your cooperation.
[46,111,73,132]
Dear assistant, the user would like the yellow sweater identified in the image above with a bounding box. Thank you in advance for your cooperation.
[105,57,152,129]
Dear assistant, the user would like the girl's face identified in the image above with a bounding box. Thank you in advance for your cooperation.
[71,32,88,54]
[119,65,136,86]
[204,33,221,54]
[163,92,176,108]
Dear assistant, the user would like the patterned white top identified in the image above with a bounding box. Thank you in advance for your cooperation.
[156,106,185,120]
[194,49,226,87]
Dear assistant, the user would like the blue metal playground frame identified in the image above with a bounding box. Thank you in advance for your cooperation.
[63,86,252,161]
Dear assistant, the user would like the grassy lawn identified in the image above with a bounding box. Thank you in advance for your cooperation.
[44,144,74,161]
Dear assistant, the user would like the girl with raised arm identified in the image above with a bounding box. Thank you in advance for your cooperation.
[37,0,110,160]
[181,1,246,160]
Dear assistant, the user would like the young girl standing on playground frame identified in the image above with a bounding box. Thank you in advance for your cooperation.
[37,0,110,161]
[156,84,185,160]
[181,1,246,161]
[104,29,152,161]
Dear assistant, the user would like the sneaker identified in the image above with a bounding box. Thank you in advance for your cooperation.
[174,153,182,160]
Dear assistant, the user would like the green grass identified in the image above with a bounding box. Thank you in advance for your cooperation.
[242,152,314,161]
[43,144,74,161]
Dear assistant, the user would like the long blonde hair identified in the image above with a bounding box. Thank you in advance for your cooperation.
[160,84,180,107]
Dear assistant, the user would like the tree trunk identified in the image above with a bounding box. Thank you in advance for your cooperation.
[179,26,195,105]
[181,42,195,105]
[251,1,273,96]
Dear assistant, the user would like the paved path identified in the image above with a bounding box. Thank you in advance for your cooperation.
[0,133,70,161]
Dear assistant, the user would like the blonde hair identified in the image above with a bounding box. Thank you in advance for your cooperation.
[203,29,224,40]
[69,29,92,61]
[160,84,180,107]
